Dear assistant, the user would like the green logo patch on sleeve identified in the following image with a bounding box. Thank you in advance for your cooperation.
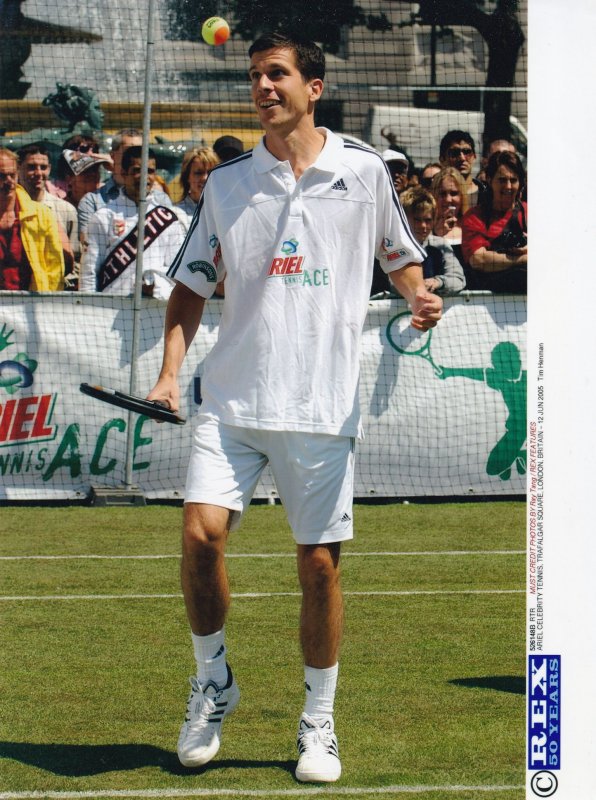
[187,261,217,281]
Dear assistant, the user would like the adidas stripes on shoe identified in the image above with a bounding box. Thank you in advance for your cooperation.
[295,712,341,783]
[177,663,240,768]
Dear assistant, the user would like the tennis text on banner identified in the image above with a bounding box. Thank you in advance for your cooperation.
[0,415,153,481]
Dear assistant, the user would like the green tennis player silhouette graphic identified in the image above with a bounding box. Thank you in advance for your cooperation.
[386,312,526,480]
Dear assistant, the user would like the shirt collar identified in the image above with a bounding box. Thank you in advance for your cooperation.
[252,128,343,175]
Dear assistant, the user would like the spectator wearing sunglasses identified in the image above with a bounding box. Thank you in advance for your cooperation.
[419,162,442,190]
[55,134,110,209]
[439,130,485,207]
[80,146,185,299]
[381,149,411,195]
[77,129,172,245]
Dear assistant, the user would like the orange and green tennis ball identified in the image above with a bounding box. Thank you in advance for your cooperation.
[201,16,230,46]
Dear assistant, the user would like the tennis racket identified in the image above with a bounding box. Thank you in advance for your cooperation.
[80,383,186,425]
[386,311,443,377]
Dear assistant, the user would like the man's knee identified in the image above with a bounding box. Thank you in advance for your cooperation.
[297,543,341,591]
[182,503,230,558]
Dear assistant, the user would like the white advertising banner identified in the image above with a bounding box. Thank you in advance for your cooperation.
[0,292,526,501]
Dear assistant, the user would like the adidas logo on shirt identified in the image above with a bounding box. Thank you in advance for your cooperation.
[331,179,348,192]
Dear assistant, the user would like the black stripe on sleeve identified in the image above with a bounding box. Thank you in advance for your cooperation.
[344,144,426,260]
[168,194,205,278]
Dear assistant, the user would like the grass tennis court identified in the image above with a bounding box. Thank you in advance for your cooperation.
[0,502,525,800]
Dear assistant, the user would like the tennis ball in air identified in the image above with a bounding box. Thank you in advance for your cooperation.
[202,16,230,46]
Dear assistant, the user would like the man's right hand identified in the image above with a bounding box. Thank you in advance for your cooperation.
[146,281,206,417]
[147,376,180,415]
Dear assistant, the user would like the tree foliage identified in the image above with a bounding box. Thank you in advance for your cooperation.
[163,0,525,146]
[163,0,390,53]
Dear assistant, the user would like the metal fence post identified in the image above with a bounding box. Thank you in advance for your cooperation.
[124,0,156,490]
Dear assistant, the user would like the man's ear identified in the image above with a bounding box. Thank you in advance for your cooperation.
[308,78,324,102]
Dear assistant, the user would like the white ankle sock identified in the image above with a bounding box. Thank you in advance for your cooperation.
[303,663,338,719]
[191,628,227,687]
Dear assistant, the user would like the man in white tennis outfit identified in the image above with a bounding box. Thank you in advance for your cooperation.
[148,32,442,783]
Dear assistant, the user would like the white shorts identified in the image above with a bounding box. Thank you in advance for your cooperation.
[185,415,355,545]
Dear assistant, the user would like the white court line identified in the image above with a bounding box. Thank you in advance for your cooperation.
[0,589,523,602]
[0,550,524,561]
[0,784,525,799]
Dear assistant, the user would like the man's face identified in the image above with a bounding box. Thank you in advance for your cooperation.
[0,155,18,200]
[388,160,409,194]
[481,140,516,170]
[111,135,142,185]
[488,140,515,159]
[122,157,156,203]
[19,153,50,195]
[249,47,323,135]
[442,139,476,180]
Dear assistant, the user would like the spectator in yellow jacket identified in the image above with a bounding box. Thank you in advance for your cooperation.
[0,148,64,291]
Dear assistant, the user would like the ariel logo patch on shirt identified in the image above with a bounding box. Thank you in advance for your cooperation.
[187,261,216,281]
[281,238,299,255]
[386,249,408,262]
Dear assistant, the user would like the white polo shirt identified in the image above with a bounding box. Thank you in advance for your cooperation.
[169,128,425,438]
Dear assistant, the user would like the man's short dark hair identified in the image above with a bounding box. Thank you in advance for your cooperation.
[16,143,49,164]
[248,32,325,82]
[121,146,156,173]
[439,130,476,159]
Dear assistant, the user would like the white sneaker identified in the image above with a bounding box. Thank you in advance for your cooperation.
[177,664,240,767]
[295,712,341,783]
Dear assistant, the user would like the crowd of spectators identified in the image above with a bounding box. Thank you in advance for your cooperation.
[0,123,525,298]
[0,129,236,295]
[373,128,527,296]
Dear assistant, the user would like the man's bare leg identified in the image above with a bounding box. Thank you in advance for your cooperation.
[177,502,240,768]
[181,502,231,634]
[295,542,343,783]
[297,542,343,667]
